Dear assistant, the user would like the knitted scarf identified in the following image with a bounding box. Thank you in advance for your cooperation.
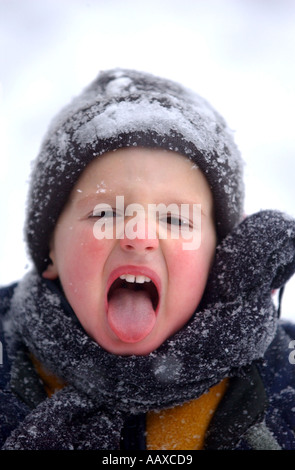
[3,210,295,450]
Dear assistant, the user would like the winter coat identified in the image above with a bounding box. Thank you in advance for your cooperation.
[0,281,295,450]
[1,210,295,450]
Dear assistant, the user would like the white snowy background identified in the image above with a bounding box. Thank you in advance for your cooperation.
[1,0,295,320]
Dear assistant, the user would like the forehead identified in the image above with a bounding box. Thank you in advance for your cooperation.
[78,148,200,183]
[71,147,214,210]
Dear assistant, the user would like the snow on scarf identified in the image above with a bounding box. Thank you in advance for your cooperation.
[3,210,295,450]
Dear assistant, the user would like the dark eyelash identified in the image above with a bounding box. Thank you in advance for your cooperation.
[89,209,117,218]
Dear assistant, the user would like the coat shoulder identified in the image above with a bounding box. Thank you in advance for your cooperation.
[0,282,18,378]
[0,282,17,314]
[0,282,32,449]
[257,320,295,449]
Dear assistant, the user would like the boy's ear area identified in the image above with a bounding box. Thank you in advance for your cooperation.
[42,246,58,280]
[42,263,58,280]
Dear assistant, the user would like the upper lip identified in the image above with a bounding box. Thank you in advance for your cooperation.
[105,265,161,311]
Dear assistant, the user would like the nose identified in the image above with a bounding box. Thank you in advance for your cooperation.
[119,218,159,253]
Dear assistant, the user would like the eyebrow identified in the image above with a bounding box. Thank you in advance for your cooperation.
[74,193,209,219]
[74,192,115,210]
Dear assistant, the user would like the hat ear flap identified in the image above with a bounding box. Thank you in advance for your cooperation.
[202,210,295,306]
[271,243,295,289]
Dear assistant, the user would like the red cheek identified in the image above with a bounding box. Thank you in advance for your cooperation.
[167,243,194,273]
[60,227,107,283]
[168,242,207,290]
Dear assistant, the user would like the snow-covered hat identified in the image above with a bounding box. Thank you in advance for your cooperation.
[25,68,244,273]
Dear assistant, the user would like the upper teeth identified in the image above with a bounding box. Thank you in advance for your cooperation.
[119,274,152,284]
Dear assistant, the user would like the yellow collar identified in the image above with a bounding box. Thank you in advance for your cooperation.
[146,379,228,450]
[30,354,66,397]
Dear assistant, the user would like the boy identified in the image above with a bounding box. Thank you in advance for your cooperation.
[1,68,295,450]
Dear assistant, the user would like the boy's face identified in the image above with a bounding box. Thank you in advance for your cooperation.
[43,148,216,355]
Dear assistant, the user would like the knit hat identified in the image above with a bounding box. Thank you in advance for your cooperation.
[25,68,244,274]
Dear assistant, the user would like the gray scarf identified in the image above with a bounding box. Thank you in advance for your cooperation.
[3,210,295,450]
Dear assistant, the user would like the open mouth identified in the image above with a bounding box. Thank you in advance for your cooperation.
[107,274,159,311]
[106,271,160,343]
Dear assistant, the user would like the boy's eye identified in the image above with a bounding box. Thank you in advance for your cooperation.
[161,214,193,230]
[90,204,121,220]
[92,209,116,219]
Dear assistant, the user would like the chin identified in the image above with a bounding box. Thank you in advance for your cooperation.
[100,332,164,357]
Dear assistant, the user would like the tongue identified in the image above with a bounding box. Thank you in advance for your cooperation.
[107,288,156,343]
